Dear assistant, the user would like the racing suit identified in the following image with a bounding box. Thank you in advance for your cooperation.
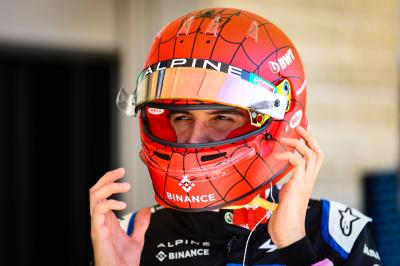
[120,187,381,266]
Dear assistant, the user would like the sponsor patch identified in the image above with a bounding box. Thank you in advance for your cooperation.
[289,110,302,128]
[321,200,372,259]
[179,175,195,192]
[363,244,380,260]
[148,107,165,115]
[224,211,233,224]
[259,238,277,253]
[268,48,295,74]
[155,239,211,262]
[166,192,216,203]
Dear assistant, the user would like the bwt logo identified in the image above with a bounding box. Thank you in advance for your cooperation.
[268,49,295,74]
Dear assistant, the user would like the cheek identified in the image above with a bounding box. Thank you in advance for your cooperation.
[171,123,190,142]
[207,127,234,142]
[209,132,230,141]
[213,119,249,140]
[176,131,190,143]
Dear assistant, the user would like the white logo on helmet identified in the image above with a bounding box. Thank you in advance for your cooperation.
[148,108,165,115]
[289,110,302,128]
[268,48,295,74]
[179,175,195,192]
[268,61,280,74]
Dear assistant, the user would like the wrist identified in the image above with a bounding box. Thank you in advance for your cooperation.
[274,230,305,248]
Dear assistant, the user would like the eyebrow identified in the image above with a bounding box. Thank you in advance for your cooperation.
[208,109,245,116]
[169,108,245,116]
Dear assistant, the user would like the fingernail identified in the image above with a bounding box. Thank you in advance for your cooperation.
[121,182,131,189]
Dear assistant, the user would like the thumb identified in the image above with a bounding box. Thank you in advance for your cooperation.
[130,207,151,246]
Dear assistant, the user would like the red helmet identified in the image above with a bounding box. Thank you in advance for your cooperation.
[117,7,307,211]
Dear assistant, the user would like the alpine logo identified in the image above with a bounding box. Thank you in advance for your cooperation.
[155,239,211,262]
[143,58,243,78]
[268,48,295,74]
[157,239,210,248]
[259,238,277,253]
[179,175,195,192]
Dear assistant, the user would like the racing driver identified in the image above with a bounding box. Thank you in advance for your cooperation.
[89,7,381,266]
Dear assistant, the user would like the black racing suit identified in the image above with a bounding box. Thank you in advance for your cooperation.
[120,188,381,266]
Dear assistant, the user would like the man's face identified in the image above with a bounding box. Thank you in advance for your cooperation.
[169,108,250,143]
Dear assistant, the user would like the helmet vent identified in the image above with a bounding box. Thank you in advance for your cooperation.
[201,152,227,162]
[154,151,170,161]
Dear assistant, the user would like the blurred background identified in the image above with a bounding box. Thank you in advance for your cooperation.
[0,0,398,265]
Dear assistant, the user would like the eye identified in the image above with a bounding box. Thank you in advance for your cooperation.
[171,114,191,121]
[214,115,233,121]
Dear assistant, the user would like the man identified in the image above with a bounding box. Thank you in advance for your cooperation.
[90,7,381,266]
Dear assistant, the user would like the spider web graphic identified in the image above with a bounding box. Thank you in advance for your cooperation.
[152,137,278,209]
[139,8,306,210]
[205,144,256,207]
[145,142,180,209]
[193,147,226,203]
[148,9,241,65]
[141,95,303,210]
[145,8,306,89]
[150,9,294,79]
[143,7,306,90]
[185,144,255,208]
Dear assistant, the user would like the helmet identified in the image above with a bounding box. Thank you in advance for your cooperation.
[117,7,307,211]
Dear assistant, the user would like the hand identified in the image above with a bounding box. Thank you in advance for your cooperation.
[89,168,151,266]
[268,126,324,248]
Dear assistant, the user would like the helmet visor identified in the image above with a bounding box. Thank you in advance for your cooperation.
[135,66,288,119]
[141,103,267,147]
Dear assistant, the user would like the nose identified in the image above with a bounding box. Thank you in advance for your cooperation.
[187,120,213,144]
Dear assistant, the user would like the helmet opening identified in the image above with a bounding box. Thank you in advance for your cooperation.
[140,102,271,148]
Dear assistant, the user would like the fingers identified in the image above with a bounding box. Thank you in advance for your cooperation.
[295,126,324,173]
[92,199,127,229]
[279,126,324,166]
[296,126,324,161]
[131,208,151,247]
[90,182,131,216]
[276,125,324,187]
[275,151,305,185]
[279,137,316,167]
[90,168,125,192]
[89,168,130,216]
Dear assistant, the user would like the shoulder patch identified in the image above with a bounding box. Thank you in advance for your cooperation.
[118,212,136,234]
[321,199,372,259]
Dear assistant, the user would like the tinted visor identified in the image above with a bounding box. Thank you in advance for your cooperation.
[135,67,288,119]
